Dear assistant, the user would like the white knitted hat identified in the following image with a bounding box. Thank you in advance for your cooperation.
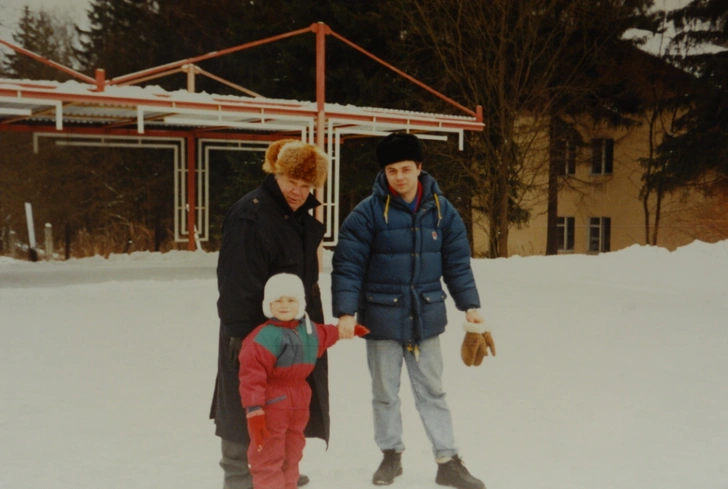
[262,273,306,319]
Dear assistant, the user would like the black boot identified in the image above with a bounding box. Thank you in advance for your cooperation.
[435,455,485,489]
[372,449,403,485]
[297,473,310,487]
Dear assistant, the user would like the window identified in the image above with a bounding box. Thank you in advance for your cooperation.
[591,138,614,175]
[557,216,575,251]
[588,217,611,252]
[554,139,577,175]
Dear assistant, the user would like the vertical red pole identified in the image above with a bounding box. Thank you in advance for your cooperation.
[314,22,328,270]
[186,64,196,93]
[187,135,196,251]
[95,69,105,92]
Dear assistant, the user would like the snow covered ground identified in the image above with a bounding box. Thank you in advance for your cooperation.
[1,241,727,489]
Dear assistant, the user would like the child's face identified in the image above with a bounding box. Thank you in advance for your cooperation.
[270,296,300,321]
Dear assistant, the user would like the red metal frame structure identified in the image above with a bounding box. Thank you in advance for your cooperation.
[0,22,483,250]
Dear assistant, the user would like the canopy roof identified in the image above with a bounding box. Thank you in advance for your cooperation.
[0,78,482,140]
[0,22,482,140]
[0,23,483,249]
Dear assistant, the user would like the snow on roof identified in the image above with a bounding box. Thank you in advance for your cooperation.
[0,77,483,138]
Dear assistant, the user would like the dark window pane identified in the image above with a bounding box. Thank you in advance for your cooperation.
[566,217,575,250]
[591,139,602,174]
[603,217,611,252]
[605,139,614,174]
[566,142,576,175]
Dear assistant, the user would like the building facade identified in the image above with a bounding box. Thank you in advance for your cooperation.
[471,115,725,257]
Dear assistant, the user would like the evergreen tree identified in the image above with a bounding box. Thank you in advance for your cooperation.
[75,0,159,77]
[656,0,728,190]
[2,7,78,80]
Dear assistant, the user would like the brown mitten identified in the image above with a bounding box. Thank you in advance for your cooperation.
[461,321,495,367]
[482,331,496,357]
[461,332,487,366]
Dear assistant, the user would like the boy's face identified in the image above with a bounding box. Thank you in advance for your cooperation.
[384,160,421,203]
[270,296,300,321]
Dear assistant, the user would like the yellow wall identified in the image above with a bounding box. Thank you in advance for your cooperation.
[472,116,724,256]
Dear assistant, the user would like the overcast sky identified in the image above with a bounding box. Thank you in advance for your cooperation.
[0,0,90,41]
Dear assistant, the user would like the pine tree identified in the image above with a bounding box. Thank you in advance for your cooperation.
[656,0,728,189]
[75,0,159,77]
[2,7,78,81]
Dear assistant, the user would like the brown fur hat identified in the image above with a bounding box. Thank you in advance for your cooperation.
[262,139,328,188]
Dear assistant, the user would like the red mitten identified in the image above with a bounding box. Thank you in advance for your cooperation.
[246,410,269,451]
[354,324,370,337]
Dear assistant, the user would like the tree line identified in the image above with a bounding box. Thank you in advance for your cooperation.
[0,0,726,258]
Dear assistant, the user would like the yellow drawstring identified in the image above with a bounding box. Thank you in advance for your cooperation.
[406,343,420,362]
[433,194,442,227]
[383,194,391,224]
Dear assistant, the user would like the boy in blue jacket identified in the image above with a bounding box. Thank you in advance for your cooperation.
[332,133,488,489]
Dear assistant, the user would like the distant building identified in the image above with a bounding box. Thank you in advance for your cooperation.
[471,48,727,256]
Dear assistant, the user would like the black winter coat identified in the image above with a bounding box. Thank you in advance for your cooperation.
[210,174,329,444]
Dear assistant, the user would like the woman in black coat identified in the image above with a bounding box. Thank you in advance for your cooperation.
[210,139,329,489]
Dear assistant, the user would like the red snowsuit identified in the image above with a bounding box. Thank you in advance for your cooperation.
[239,316,339,489]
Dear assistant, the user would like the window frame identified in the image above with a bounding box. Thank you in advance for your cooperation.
[591,138,614,175]
[555,139,577,175]
[557,216,575,252]
[588,217,611,253]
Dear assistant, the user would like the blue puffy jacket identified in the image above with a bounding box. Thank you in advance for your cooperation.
[332,170,480,345]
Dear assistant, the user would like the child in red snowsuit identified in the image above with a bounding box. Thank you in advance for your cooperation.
[239,273,367,489]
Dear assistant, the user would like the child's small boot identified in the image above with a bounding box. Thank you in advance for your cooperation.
[372,449,402,485]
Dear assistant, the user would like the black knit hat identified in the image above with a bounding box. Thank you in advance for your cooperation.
[376,133,424,168]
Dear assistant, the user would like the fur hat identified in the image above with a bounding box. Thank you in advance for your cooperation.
[262,139,328,187]
[376,133,424,168]
[262,273,306,319]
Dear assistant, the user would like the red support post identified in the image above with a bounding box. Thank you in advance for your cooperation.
[186,135,196,251]
[313,22,328,223]
[312,22,330,270]
[328,29,478,118]
[110,26,315,87]
[0,39,96,85]
[95,69,106,92]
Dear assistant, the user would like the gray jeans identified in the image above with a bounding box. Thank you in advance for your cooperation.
[366,336,458,459]
[220,439,253,489]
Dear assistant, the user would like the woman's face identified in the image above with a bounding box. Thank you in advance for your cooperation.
[276,173,313,211]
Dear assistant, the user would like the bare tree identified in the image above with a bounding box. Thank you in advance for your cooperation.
[392,0,655,257]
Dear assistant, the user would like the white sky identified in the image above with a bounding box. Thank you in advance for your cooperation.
[1,240,727,489]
